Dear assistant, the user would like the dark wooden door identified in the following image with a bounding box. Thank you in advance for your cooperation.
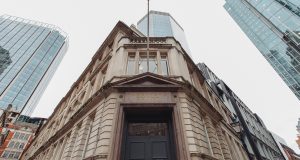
[124,122,171,160]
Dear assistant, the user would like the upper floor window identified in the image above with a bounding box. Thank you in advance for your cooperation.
[127,53,136,75]
[126,50,169,75]
[160,54,168,75]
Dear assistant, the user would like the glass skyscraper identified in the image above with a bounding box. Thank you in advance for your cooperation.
[224,0,300,100]
[0,15,68,116]
[137,10,191,55]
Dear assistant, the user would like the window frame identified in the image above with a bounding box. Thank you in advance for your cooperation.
[125,50,169,76]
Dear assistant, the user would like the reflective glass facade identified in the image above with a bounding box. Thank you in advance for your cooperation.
[224,0,300,100]
[0,15,68,116]
[137,11,191,55]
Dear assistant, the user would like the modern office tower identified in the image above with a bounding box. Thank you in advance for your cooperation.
[0,15,68,117]
[224,0,300,100]
[22,20,249,160]
[198,63,285,160]
[137,10,191,54]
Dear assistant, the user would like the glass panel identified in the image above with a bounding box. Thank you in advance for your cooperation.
[14,142,20,149]
[149,55,157,73]
[8,152,14,158]
[139,54,147,74]
[128,123,167,136]
[127,53,135,75]
[256,0,273,12]
[13,152,20,159]
[161,55,169,75]
[19,143,24,149]
[8,141,15,148]
[13,132,19,139]
[2,151,9,158]
[262,2,282,18]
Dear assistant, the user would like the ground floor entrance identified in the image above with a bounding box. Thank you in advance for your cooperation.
[122,109,175,160]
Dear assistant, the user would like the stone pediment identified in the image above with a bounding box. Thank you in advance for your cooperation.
[113,73,181,92]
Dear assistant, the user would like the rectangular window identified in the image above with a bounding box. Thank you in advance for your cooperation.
[13,152,20,159]
[149,54,157,73]
[8,141,15,148]
[13,132,20,139]
[127,51,169,75]
[126,53,136,75]
[160,54,168,75]
[14,142,20,149]
[19,133,25,140]
[24,134,30,140]
[139,52,147,74]
[8,152,14,158]
[2,151,9,158]
[19,143,25,149]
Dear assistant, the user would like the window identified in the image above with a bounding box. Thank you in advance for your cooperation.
[19,133,25,140]
[126,50,169,75]
[148,54,157,73]
[128,123,167,136]
[13,152,20,159]
[126,53,136,75]
[14,142,20,149]
[8,141,15,148]
[8,152,14,158]
[160,54,169,75]
[2,151,9,158]
[138,53,147,73]
[24,134,30,140]
[13,132,20,139]
[100,65,107,87]
[19,143,25,149]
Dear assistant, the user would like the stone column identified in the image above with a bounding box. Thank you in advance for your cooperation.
[203,116,223,159]
[94,95,117,159]
[61,127,79,160]
[83,102,105,158]
[215,125,233,160]
[224,133,239,160]
[71,117,92,159]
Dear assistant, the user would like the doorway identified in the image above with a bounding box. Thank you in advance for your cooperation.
[122,109,175,160]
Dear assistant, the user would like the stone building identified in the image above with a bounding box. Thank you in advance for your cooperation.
[22,21,249,160]
[198,63,285,160]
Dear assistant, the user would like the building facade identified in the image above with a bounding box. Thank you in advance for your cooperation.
[281,144,300,160]
[224,0,300,100]
[137,10,191,55]
[0,109,46,159]
[22,21,250,160]
[198,63,285,160]
[0,15,68,117]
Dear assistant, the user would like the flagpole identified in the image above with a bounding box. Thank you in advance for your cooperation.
[147,0,150,72]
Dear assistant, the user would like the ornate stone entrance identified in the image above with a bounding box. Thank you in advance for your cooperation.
[122,109,175,160]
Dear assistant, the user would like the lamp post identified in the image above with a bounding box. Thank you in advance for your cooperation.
[147,0,150,72]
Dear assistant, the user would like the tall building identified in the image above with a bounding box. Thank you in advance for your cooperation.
[22,20,249,160]
[224,0,300,100]
[198,63,285,160]
[137,10,191,55]
[0,15,68,117]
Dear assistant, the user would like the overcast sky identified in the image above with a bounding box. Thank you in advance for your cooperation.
[1,0,299,152]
